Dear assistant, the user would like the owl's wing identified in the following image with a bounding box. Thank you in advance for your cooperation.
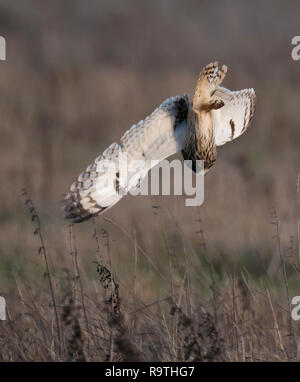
[213,87,256,146]
[61,95,189,223]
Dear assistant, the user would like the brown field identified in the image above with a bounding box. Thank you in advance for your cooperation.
[0,0,300,361]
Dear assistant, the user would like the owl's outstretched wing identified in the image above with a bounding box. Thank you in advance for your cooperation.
[61,95,189,223]
[213,87,256,146]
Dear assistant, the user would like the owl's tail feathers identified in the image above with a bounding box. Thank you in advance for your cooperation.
[193,61,227,109]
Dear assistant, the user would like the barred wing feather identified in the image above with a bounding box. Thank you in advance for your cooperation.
[61,95,189,222]
[214,87,255,146]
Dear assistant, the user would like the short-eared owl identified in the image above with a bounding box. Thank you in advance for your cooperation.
[62,62,255,222]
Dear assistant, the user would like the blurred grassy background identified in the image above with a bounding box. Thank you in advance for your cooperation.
[0,0,300,313]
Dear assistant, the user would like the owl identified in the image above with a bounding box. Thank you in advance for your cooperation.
[62,62,255,222]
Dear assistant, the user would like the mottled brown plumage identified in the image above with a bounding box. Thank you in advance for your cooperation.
[182,61,227,172]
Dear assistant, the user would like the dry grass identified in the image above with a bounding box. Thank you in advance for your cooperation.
[0,190,300,361]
